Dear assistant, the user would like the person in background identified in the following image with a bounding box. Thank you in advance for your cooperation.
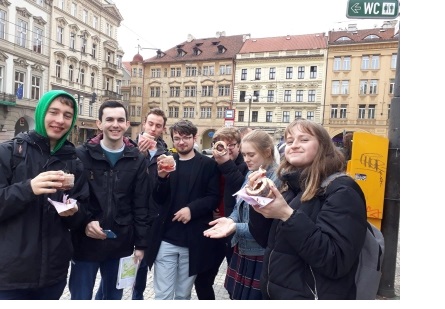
[194,127,248,300]
[237,126,252,139]
[249,119,367,299]
[0,90,89,300]
[146,119,220,300]
[94,107,169,300]
[204,130,281,300]
[69,100,150,300]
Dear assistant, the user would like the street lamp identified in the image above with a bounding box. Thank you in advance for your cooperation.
[245,94,257,127]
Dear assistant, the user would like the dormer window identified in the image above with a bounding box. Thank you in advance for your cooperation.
[193,47,201,56]
[217,45,226,54]
[335,36,351,42]
[364,34,380,40]
[212,41,220,45]
[177,48,186,57]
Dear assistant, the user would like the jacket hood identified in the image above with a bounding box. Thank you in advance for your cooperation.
[34,90,78,154]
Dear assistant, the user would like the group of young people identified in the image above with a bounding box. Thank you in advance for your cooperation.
[0,89,368,300]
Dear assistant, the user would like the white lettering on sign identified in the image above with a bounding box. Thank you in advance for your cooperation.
[363,2,396,15]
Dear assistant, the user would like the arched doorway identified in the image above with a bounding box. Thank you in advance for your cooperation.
[201,129,216,149]
[14,117,30,136]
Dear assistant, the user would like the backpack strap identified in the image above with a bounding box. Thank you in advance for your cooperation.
[11,138,26,170]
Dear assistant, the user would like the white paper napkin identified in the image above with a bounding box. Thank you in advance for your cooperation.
[233,187,274,208]
[48,194,77,213]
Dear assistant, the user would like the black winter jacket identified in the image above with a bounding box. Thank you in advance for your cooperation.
[71,134,150,262]
[0,131,89,290]
[249,172,367,299]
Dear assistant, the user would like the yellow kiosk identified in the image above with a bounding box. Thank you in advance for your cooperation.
[346,132,389,230]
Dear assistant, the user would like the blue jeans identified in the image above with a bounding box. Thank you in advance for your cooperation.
[0,279,66,300]
[95,256,148,300]
[69,258,122,300]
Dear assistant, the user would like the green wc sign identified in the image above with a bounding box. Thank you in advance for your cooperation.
[347,0,399,19]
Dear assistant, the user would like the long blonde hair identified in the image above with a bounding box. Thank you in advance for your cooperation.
[241,129,275,169]
[277,119,345,201]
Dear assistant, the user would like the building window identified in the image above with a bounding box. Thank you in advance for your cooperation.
[368,104,376,119]
[151,68,161,78]
[371,55,380,70]
[68,65,74,81]
[202,86,213,97]
[218,85,230,96]
[169,107,179,118]
[296,90,303,102]
[340,104,347,118]
[59,0,64,10]
[331,104,338,118]
[252,111,258,123]
[90,72,95,87]
[341,81,349,95]
[169,86,180,97]
[333,57,341,71]
[33,27,43,53]
[307,111,314,120]
[137,106,141,117]
[139,68,143,77]
[284,90,292,102]
[310,66,317,79]
[241,69,247,80]
[190,86,197,97]
[269,67,276,80]
[88,102,93,117]
[31,76,40,100]
[283,111,290,123]
[184,107,195,118]
[343,56,351,70]
[332,81,340,95]
[83,10,88,23]
[298,66,305,79]
[0,10,5,39]
[238,111,244,122]
[217,107,226,118]
[70,33,75,49]
[150,87,159,97]
[308,90,315,102]
[267,90,274,102]
[266,111,273,122]
[360,80,368,95]
[79,68,84,84]
[71,2,77,16]
[78,96,83,115]
[185,66,197,76]
[391,54,397,69]
[358,104,366,119]
[15,71,25,98]
[286,67,293,79]
[81,36,86,53]
[220,64,232,75]
[92,43,96,58]
[93,16,98,29]
[255,68,261,80]
[361,55,370,70]
[389,79,395,94]
[369,80,378,94]
[295,111,302,119]
[200,107,212,119]
[56,60,62,78]
[202,65,213,76]
[0,66,4,91]
[57,26,63,43]
[16,20,27,47]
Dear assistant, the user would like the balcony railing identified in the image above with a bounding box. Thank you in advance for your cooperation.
[0,92,16,106]
[103,90,123,100]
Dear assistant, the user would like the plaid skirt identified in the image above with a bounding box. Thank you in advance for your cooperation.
[224,244,264,300]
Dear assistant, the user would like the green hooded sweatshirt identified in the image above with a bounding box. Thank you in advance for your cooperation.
[34,90,78,154]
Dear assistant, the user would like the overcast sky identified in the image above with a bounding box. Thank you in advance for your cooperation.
[111,0,401,61]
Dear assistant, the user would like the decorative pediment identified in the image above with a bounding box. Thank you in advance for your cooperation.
[54,51,67,59]
[0,51,8,62]
[68,24,79,32]
[31,63,44,72]
[79,60,89,68]
[91,35,100,43]
[284,83,295,88]
[0,0,11,7]
[90,65,99,71]
[67,56,79,63]
[238,85,248,89]
[80,30,91,38]
[16,7,32,19]
[55,17,68,27]
[33,16,46,26]
[252,84,262,90]
[13,57,29,68]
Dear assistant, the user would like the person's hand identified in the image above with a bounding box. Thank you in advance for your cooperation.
[172,207,191,224]
[58,203,78,217]
[157,155,175,178]
[203,217,236,238]
[138,134,156,153]
[30,170,65,195]
[85,221,107,240]
[133,249,144,263]
[213,147,230,165]
[251,185,294,221]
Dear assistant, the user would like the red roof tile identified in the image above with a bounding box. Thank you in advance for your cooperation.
[239,33,327,53]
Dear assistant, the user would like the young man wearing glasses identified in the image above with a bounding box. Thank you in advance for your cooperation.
[145,120,221,299]
[193,126,249,299]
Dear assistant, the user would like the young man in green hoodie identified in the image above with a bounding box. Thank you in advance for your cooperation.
[0,90,89,299]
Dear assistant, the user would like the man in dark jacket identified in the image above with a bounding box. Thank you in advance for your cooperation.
[0,90,89,300]
[146,120,220,299]
[69,100,150,300]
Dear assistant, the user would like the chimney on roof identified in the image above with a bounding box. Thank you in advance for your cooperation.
[243,33,251,42]
[382,20,398,28]
[216,31,226,38]
[347,24,357,32]
[187,34,195,42]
